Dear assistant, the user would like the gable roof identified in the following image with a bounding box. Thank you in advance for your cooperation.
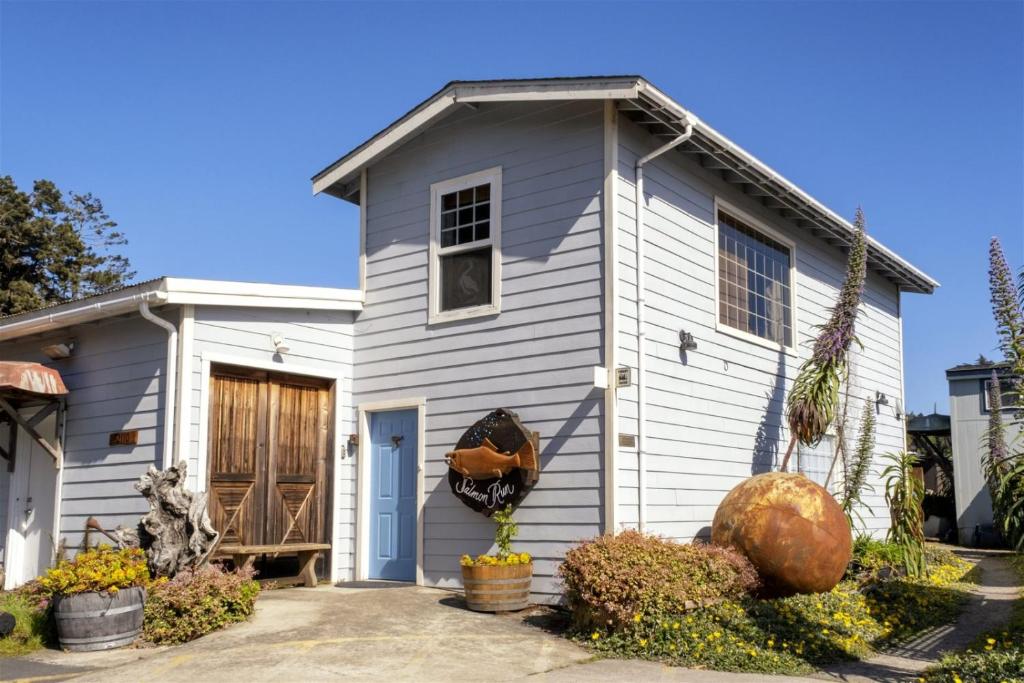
[0,277,362,343]
[312,76,938,294]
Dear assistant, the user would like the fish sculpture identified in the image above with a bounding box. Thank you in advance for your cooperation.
[445,437,538,480]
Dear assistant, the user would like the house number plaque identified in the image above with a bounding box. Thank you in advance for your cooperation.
[444,408,540,517]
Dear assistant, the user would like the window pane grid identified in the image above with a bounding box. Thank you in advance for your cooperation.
[718,211,793,347]
[440,183,491,249]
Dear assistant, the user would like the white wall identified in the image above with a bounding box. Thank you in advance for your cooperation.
[615,116,906,540]
[354,100,607,601]
[185,305,356,579]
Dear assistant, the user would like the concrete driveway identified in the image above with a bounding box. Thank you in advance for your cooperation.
[4,584,822,683]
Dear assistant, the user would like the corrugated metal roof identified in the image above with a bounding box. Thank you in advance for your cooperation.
[0,277,166,323]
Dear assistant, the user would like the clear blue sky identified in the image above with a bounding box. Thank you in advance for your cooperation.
[2,1,1021,414]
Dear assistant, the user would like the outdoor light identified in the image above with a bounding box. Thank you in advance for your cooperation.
[679,329,698,352]
[41,342,74,360]
[270,333,290,355]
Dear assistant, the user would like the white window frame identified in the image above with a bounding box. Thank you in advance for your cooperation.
[983,377,1019,412]
[713,197,798,354]
[428,167,502,324]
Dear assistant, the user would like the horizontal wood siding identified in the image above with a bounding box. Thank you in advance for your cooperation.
[357,101,607,602]
[187,306,355,579]
[616,117,906,540]
[0,313,171,552]
[948,375,1020,542]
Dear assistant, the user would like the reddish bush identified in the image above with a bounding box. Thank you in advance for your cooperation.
[143,563,259,644]
[558,530,760,630]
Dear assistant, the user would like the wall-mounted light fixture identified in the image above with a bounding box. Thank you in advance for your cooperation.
[679,329,698,352]
[41,342,74,360]
[270,333,290,355]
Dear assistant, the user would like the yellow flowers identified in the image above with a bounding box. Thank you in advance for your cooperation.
[37,545,149,597]
[460,551,532,567]
[591,631,600,641]
[633,614,642,623]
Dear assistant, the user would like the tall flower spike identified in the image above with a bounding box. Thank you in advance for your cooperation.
[783,209,868,461]
[988,237,1024,413]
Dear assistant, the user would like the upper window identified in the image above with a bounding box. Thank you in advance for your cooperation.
[717,208,794,348]
[429,167,502,323]
[983,377,1019,412]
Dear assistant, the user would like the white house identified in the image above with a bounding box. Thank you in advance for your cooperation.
[0,76,937,601]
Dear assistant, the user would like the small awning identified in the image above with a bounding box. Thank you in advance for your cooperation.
[0,362,67,467]
[0,362,68,400]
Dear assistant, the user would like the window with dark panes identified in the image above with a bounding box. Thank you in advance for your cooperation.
[717,210,793,347]
[430,168,501,322]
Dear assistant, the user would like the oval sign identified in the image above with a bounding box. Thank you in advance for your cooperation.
[445,408,540,516]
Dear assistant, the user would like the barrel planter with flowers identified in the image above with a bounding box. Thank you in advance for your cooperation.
[38,546,150,652]
[458,505,533,612]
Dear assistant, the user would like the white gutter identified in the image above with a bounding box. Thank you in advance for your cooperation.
[635,118,693,533]
[0,287,167,342]
[138,299,177,469]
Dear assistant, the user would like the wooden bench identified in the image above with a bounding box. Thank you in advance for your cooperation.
[217,543,331,587]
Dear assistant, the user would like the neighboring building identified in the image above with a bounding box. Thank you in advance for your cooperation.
[946,361,1021,545]
[2,76,937,601]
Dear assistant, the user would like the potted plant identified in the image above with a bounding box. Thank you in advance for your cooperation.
[459,505,532,612]
[38,545,150,651]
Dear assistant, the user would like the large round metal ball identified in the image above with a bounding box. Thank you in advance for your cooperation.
[711,472,852,595]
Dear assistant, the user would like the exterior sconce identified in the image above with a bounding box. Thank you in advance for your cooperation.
[270,333,290,354]
[679,329,697,352]
[41,342,74,360]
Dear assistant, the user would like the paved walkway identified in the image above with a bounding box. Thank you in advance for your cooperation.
[815,549,1020,683]
[2,549,1018,683]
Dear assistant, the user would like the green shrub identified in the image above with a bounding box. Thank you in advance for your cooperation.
[578,544,975,675]
[143,563,260,644]
[0,591,53,657]
[558,531,760,631]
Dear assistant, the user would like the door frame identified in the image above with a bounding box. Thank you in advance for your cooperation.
[197,352,345,582]
[356,398,426,584]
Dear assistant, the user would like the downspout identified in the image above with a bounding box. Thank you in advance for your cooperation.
[635,118,693,532]
[139,299,177,469]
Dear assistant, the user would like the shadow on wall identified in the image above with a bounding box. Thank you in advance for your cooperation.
[421,391,603,588]
[752,348,787,475]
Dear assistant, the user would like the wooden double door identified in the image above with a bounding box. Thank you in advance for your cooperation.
[206,367,333,549]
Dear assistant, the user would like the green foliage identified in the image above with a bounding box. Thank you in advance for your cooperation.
[882,451,927,578]
[143,563,260,645]
[0,175,134,316]
[492,505,519,559]
[0,591,53,658]
[558,531,760,631]
[578,552,974,675]
[36,546,150,597]
[841,398,876,526]
[922,554,1024,683]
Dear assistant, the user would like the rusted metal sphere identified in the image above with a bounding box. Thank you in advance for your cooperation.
[712,472,852,595]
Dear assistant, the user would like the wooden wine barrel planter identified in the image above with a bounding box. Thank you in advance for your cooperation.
[54,587,145,652]
[461,563,532,612]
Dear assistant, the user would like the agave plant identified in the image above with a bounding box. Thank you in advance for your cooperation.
[881,450,926,578]
[840,397,876,528]
[781,209,868,470]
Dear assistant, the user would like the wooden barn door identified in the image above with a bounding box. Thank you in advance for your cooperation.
[207,367,332,548]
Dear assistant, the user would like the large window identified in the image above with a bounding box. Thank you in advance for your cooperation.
[429,167,501,323]
[717,208,794,348]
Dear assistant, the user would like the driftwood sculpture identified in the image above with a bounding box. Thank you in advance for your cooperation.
[135,461,219,577]
[87,461,220,577]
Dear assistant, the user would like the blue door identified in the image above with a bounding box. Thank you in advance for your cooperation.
[369,409,418,581]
